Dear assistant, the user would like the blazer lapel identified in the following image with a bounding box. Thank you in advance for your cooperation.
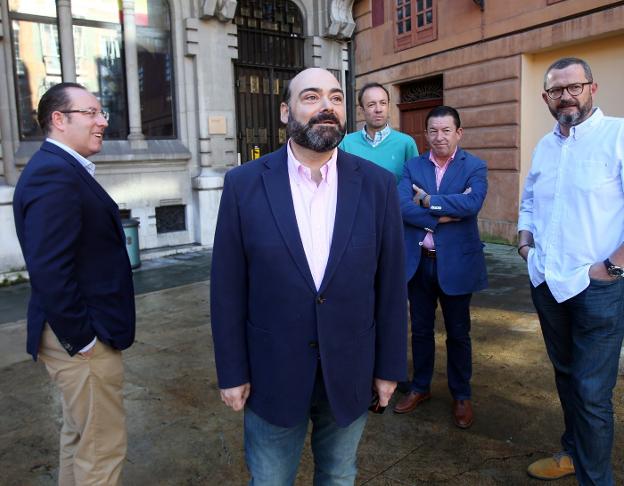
[421,153,438,194]
[319,152,362,293]
[41,142,125,241]
[438,148,466,194]
[262,147,317,293]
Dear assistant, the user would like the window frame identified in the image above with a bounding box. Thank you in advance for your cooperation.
[394,0,438,52]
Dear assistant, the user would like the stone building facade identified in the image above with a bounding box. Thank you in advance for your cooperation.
[351,0,624,243]
[0,0,356,276]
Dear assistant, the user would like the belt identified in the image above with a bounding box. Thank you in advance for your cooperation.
[421,247,436,259]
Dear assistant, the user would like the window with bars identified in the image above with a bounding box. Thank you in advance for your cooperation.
[395,0,437,51]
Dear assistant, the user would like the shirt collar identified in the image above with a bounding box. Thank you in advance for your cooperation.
[553,107,603,141]
[428,147,458,168]
[46,137,96,177]
[287,140,337,185]
[361,124,391,146]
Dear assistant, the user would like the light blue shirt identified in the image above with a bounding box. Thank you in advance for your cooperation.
[518,108,624,302]
[46,137,96,177]
[362,124,391,147]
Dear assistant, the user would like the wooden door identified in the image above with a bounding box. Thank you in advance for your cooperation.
[398,98,443,154]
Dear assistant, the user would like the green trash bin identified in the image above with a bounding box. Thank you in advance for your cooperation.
[122,218,141,269]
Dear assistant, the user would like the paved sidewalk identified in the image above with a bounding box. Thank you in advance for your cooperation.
[1,244,622,485]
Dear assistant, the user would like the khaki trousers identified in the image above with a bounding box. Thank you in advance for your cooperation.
[39,324,126,486]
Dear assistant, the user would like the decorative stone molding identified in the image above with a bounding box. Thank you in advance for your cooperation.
[184,18,200,57]
[200,0,238,22]
[325,0,355,40]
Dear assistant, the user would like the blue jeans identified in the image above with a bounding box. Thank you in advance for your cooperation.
[531,279,624,486]
[244,371,368,486]
[408,256,473,399]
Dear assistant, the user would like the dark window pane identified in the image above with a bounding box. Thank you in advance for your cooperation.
[417,0,423,12]
[398,8,403,20]
[417,13,423,27]
[426,0,432,8]
[406,18,411,31]
[73,24,128,139]
[397,0,403,5]
[137,0,175,138]
[425,10,432,24]
[398,22,403,34]
[405,6,410,18]
[12,19,60,139]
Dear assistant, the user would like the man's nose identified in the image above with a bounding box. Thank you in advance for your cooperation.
[560,87,574,101]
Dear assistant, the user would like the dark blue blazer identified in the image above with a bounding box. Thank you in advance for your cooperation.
[211,145,407,428]
[399,148,488,295]
[13,141,135,359]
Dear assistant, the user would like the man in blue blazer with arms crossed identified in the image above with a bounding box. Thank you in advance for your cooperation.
[393,106,487,429]
[211,68,407,485]
[13,83,135,486]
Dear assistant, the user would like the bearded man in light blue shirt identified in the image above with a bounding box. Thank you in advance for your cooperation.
[518,57,624,485]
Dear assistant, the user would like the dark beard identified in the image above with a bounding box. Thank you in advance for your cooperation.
[551,99,592,127]
[287,112,346,152]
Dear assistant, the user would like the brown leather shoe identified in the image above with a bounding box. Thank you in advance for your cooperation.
[393,391,432,414]
[452,399,473,428]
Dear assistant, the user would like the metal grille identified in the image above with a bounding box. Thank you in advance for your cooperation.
[400,75,443,103]
[155,205,186,233]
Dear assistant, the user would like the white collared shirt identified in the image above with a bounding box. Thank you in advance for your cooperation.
[518,108,624,302]
[46,138,96,177]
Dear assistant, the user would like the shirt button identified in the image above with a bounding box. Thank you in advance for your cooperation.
[316,296,326,304]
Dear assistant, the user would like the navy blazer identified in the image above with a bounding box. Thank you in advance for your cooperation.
[210,145,407,428]
[399,148,488,295]
[13,141,135,359]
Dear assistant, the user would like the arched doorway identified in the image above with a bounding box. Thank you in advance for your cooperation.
[398,75,443,153]
[234,0,305,163]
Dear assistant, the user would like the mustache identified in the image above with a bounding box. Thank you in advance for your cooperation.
[309,112,341,125]
[558,100,579,108]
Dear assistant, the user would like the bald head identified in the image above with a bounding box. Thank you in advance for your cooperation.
[283,68,342,106]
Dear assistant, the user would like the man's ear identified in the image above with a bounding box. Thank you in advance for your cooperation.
[542,92,549,104]
[50,111,66,132]
[280,102,289,125]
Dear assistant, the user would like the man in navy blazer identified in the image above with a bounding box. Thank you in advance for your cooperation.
[13,83,135,485]
[393,106,487,429]
[211,68,407,484]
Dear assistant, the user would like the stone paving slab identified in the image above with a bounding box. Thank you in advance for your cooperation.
[1,246,623,485]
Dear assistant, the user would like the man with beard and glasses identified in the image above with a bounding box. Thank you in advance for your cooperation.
[210,68,407,485]
[339,82,418,183]
[518,57,624,484]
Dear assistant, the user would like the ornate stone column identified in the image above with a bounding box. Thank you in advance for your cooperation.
[121,0,147,149]
[56,0,76,82]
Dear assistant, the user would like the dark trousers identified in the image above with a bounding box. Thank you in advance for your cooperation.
[408,255,472,400]
[531,279,624,486]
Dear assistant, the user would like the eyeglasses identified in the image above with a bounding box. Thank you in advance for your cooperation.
[545,82,592,100]
[60,108,110,121]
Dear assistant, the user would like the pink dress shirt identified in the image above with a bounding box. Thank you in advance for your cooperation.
[287,141,338,290]
[421,148,457,250]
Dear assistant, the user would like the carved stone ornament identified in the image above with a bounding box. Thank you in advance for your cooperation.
[201,0,238,22]
[325,0,355,40]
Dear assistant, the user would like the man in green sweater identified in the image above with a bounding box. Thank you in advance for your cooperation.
[339,82,418,182]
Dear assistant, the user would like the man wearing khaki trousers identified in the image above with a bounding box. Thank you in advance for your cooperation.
[13,82,136,485]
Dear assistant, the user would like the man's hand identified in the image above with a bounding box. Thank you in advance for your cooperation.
[588,261,616,282]
[79,345,96,358]
[220,383,251,411]
[438,216,460,224]
[518,245,530,261]
[373,378,397,407]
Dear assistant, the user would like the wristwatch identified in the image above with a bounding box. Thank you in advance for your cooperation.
[603,258,624,278]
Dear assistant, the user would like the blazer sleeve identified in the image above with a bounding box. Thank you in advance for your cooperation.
[210,172,250,389]
[398,160,439,231]
[373,178,408,381]
[18,161,95,354]
[428,160,488,219]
